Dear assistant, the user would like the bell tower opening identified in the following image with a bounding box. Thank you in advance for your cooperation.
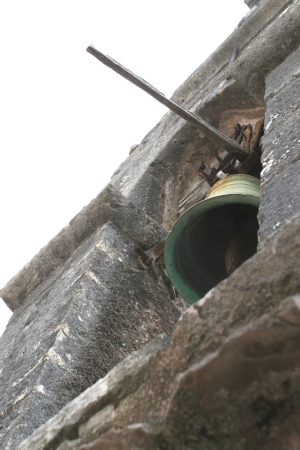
[165,118,264,303]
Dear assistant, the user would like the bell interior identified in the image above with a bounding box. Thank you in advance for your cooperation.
[173,202,259,301]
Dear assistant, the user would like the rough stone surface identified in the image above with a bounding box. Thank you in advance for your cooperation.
[172,0,292,106]
[259,43,300,244]
[259,160,300,241]
[17,216,300,450]
[15,334,169,450]
[265,42,300,102]
[0,187,167,311]
[3,1,300,448]
[0,7,271,448]
[78,294,300,450]
[0,212,186,449]
[262,109,300,184]
[245,0,265,9]
[230,0,300,105]
[264,79,300,137]
[0,186,111,311]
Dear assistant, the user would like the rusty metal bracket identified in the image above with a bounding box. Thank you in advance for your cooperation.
[199,118,264,188]
[198,161,219,186]
[135,249,158,280]
[234,118,264,178]
[216,153,236,174]
[158,263,176,300]
[135,241,176,299]
[135,239,166,281]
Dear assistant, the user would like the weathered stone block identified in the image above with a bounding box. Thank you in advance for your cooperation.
[17,334,170,450]
[17,216,300,450]
[81,295,300,450]
[259,43,300,246]
[265,43,300,102]
[0,187,167,311]
[4,2,300,449]
[0,220,185,449]
[230,0,300,105]
[172,0,293,106]
[264,77,300,136]
[244,0,264,9]
[259,159,300,243]
[261,109,300,184]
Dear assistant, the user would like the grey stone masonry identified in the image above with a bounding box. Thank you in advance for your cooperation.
[244,0,265,10]
[230,0,300,106]
[0,188,187,450]
[1,0,300,448]
[17,216,300,450]
[259,44,300,244]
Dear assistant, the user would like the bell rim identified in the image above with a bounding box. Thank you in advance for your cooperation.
[165,192,260,304]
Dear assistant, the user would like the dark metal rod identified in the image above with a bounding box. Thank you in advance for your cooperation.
[86,45,249,162]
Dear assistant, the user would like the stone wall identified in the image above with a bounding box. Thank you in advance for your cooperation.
[0,189,187,450]
[259,44,300,244]
[0,3,273,447]
[17,215,300,450]
[2,0,300,449]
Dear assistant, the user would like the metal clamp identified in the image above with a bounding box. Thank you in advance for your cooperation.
[135,240,176,299]
[135,239,166,281]
[158,263,176,300]
[198,161,219,186]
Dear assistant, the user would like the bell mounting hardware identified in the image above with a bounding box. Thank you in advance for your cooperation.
[198,119,264,187]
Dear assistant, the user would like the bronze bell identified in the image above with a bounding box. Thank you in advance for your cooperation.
[165,174,261,304]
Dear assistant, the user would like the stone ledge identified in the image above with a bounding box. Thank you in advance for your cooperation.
[0,186,167,311]
[265,43,300,101]
[172,0,292,106]
[230,0,300,105]
[245,0,266,9]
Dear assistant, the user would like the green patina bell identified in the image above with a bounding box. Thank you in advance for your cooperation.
[165,174,261,304]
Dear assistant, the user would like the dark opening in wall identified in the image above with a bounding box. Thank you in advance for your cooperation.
[165,117,264,303]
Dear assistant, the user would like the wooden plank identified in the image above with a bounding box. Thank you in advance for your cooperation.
[178,177,208,215]
[86,46,249,162]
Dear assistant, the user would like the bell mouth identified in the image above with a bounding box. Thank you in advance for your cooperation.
[165,175,261,304]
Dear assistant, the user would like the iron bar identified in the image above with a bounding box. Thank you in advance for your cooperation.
[86,46,249,162]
